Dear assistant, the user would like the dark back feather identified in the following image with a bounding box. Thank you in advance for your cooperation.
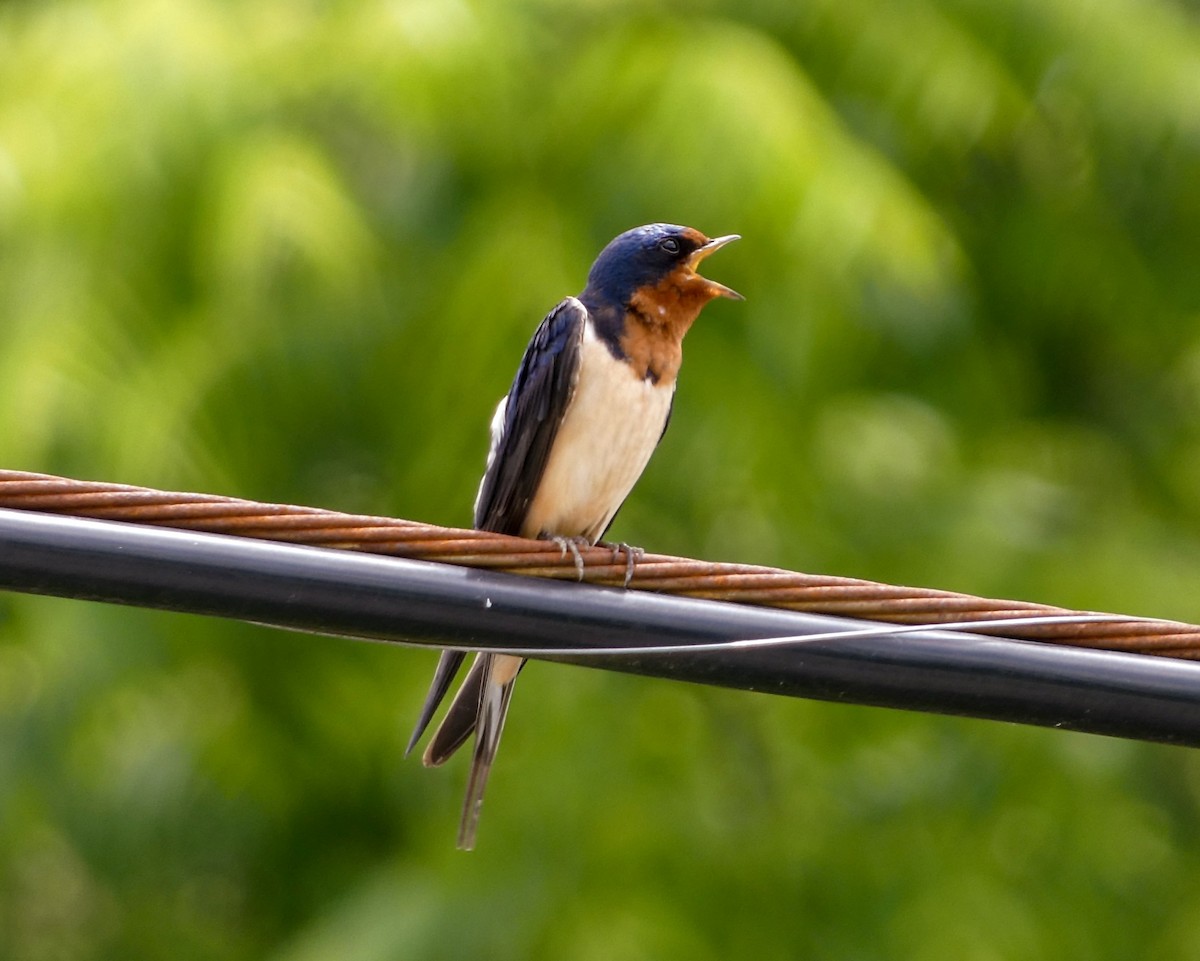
[473,298,586,534]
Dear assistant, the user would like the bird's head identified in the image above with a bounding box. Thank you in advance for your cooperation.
[582,224,742,314]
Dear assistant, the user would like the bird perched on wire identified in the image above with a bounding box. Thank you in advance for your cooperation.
[405,223,742,848]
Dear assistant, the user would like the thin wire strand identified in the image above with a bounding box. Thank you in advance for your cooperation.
[422,615,1135,659]
[2,469,1198,658]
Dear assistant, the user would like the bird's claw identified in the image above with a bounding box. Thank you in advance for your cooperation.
[603,541,644,587]
[550,535,590,581]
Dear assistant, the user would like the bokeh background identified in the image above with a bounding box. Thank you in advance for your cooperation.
[3,0,1200,957]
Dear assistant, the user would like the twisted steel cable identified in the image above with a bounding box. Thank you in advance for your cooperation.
[2,469,1198,658]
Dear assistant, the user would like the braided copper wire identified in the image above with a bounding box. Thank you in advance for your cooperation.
[2,470,1198,658]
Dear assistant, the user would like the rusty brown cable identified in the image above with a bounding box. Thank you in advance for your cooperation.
[2,469,1198,658]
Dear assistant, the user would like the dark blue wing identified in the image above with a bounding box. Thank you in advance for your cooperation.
[473,297,587,534]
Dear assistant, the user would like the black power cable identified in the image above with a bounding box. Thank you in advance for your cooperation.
[1,507,1198,746]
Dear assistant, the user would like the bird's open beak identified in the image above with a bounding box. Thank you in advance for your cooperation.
[688,234,743,300]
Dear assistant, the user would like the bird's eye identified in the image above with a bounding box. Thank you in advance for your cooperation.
[659,238,680,254]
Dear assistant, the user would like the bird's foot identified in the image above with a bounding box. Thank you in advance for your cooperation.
[601,541,645,587]
[549,535,591,581]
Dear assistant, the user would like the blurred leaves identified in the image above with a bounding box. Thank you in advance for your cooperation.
[3,0,1200,957]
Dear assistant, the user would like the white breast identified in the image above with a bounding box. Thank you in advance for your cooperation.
[521,319,675,542]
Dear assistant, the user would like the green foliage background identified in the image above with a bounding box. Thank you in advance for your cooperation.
[3,0,1200,957]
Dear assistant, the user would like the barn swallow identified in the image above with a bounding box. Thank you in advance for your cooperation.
[406,223,741,848]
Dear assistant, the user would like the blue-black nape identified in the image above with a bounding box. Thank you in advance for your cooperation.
[582,223,701,305]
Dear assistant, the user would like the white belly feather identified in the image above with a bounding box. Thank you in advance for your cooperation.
[520,320,674,542]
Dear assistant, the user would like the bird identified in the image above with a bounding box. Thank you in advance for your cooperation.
[405,223,742,849]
